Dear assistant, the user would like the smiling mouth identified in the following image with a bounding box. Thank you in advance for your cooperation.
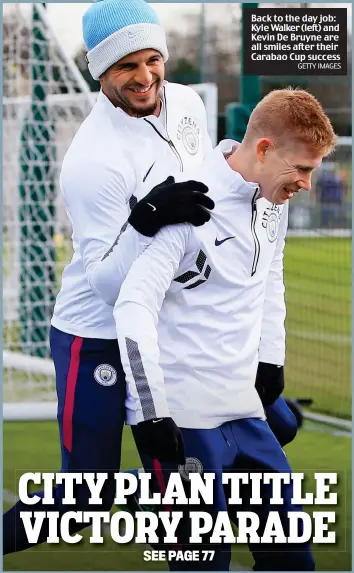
[128,83,156,95]
[284,187,298,199]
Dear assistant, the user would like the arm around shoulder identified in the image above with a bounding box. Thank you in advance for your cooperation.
[61,154,152,305]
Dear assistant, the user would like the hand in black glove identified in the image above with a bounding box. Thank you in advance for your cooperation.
[255,362,285,407]
[133,417,185,465]
[129,176,215,237]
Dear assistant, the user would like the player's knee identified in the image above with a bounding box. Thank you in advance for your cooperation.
[278,410,298,446]
[269,399,299,447]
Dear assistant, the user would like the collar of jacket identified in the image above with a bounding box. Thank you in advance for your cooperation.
[206,140,260,201]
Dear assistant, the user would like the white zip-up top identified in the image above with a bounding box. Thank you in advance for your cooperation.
[51,82,212,338]
[115,141,288,429]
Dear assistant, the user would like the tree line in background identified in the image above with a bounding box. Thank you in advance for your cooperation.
[3,8,352,137]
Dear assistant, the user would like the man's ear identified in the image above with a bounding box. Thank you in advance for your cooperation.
[256,138,273,163]
[98,69,106,86]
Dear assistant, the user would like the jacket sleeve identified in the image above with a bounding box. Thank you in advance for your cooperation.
[61,157,153,306]
[194,89,214,157]
[258,202,289,366]
[201,110,214,158]
[114,224,191,424]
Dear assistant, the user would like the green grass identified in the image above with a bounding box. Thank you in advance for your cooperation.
[284,237,351,418]
[3,421,352,571]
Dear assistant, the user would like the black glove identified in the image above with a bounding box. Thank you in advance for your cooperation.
[255,362,285,407]
[133,417,185,465]
[129,176,215,237]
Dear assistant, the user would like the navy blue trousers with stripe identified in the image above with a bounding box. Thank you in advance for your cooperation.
[133,418,315,572]
[3,326,126,554]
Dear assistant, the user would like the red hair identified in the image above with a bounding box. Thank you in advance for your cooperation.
[244,87,336,154]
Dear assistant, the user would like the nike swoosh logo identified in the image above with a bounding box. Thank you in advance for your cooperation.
[128,31,140,38]
[143,162,155,182]
[215,236,236,246]
[147,203,156,212]
[152,418,163,424]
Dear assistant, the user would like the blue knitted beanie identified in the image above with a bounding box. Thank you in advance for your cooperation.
[83,0,169,80]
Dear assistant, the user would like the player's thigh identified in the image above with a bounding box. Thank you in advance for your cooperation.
[226,417,292,526]
[50,326,126,472]
[229,417,292,472]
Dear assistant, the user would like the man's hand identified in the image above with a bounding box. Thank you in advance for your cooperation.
[129,176,215,237]
[133,416,185,465]
[255,362,285,406]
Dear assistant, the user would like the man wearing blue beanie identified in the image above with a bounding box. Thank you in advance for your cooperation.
[3,0,217,557]
[84,0,168,115]
[83,0,169,118]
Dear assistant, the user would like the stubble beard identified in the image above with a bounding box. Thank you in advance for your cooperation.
[109,81,162,118]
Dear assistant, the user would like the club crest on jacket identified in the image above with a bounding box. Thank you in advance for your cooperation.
[177,117,201,155]
[262,205,282,243]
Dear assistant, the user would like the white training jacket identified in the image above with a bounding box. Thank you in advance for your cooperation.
[114,141,288,429]
[52,82,213,338]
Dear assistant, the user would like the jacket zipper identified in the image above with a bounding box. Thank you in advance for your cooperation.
[251,188,261,276]
[168,140,183,172]
[143,88,183,172]
[163,87,184,172]
[144,118,183,172]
